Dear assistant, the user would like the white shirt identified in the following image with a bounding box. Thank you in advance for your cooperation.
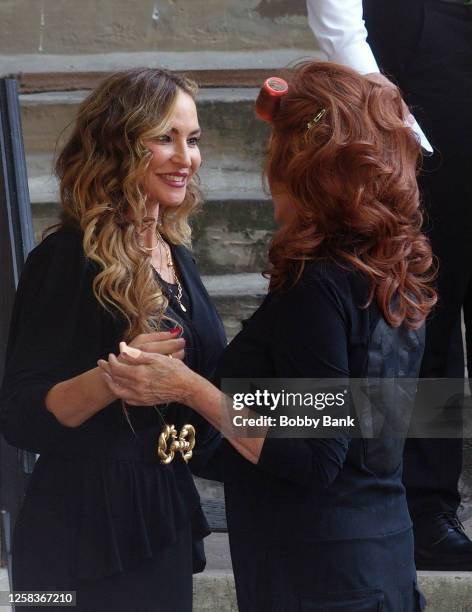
[306,0,433,152]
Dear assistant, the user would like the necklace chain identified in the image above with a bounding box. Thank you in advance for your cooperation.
[155,230,187,313]
[139,227,187,312]
[141,242,159,251]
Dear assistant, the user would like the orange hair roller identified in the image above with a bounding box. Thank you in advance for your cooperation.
[255,77,289,122]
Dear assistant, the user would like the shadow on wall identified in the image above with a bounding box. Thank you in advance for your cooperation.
[255,0,307,19]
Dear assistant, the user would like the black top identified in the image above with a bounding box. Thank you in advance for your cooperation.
[218,260,425,608]
[0,226,227,581]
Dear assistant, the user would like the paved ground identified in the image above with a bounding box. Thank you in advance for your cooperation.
[0,568,10,611]
[0,518,470,610]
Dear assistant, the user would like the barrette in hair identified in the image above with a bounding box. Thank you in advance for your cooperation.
[307,108,327,131]
[255,77,289,122]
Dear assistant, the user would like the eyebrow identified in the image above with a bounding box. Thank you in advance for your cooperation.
[170,127,201,136]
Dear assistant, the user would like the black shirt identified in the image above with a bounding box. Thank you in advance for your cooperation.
[217,260,424,608]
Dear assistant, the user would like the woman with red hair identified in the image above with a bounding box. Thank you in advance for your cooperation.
[100,61,434,611]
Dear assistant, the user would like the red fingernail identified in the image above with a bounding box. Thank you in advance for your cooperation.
[171,326,181,334]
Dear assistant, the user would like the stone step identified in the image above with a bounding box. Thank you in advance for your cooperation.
[203,271,270,340]
[0,0,319,57]
[1,51,320,79]
[193,569,472,612]
[16,68,292,95]
[1,565,471,611]
[201,273,268,340]
[19,88,270,172]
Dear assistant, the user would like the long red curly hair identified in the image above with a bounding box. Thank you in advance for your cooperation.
[265,61,436,329]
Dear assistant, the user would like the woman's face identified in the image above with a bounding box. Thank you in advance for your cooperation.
[270,181,294,226]
[142,89,201,213]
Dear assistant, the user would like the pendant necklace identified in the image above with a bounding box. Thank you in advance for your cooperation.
[155,230,187,313]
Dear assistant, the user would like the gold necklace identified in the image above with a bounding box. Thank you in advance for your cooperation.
[155,231,187,313]
[141,243,159,251]
[139,217,160,250]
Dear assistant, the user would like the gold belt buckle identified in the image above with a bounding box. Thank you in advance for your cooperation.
[158,424,196,465]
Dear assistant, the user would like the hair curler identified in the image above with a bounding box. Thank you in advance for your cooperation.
[255,77,289,122]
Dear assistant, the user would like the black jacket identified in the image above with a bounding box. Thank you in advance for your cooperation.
[0,226,226,585]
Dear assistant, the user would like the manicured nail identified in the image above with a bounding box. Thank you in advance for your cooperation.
[119,342,141,359]
[171,326,182,335]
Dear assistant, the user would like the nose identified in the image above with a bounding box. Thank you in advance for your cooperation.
[172,141,192,167]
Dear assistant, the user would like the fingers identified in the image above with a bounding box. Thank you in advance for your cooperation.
[97,360,134,388]
[100,371,136,402]
[99,365,153,405]
[108,353,143,379]
[132,338,185,355]
[128,328,182,348]
[172,349,185,361]
[117,349,156,366]
[97,359,112,376]
[119,342,141,359]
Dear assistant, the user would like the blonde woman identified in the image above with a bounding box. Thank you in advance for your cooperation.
[0,69,226,611]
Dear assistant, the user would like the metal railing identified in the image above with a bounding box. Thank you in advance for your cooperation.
[0,77,36,584]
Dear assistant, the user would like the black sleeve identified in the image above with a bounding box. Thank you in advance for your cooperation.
[186,311,226,483]
[0,230,107,454]
[187,413,224,482]
[188,339,226,482]
[257,272,351,490]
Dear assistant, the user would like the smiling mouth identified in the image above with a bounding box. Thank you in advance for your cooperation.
[158,174,188,187]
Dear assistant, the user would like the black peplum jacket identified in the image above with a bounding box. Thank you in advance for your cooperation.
[0,226,226,585]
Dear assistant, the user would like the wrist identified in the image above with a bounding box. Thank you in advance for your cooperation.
[185,372,215,412]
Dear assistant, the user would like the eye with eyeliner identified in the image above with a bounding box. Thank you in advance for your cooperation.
[154,134,171,143]
[152,134,201,146]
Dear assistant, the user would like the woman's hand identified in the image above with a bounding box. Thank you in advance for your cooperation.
[98,349,266,464]
[127,329,186,360]
[97,349,200,406]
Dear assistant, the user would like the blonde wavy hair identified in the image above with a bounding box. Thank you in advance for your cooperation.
[54,68,201,339]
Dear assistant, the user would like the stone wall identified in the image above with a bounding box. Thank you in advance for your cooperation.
[0,0,314,55]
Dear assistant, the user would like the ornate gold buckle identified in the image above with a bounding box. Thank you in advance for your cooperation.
[158,424,196,465]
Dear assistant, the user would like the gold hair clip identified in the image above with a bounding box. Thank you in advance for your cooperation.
[307,108,327,131]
